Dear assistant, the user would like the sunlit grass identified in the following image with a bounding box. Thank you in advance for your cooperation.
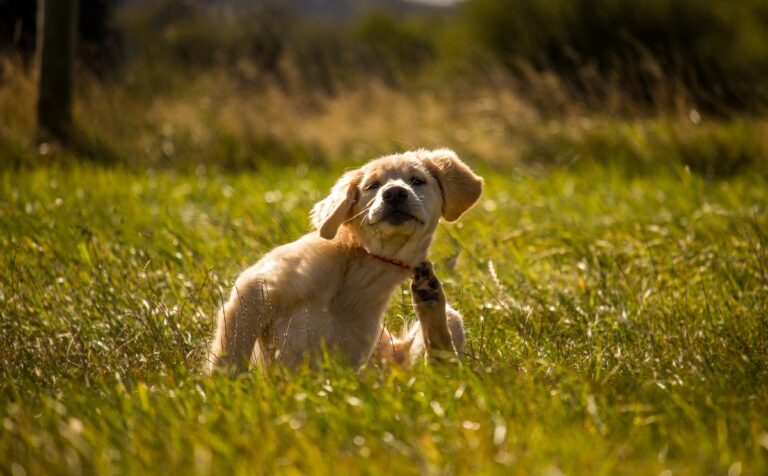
[1,161,767,474]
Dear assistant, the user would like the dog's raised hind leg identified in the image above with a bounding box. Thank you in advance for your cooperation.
[409,261,464,364]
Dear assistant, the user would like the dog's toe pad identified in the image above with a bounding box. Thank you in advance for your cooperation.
[411,261,444,304]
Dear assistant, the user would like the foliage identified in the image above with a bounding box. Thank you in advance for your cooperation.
[463,0,768,111]
[106,0,768,112]
[0,0,121,72]
[5,0,768,110]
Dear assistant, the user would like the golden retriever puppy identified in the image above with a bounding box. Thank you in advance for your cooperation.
[207,148,483,373]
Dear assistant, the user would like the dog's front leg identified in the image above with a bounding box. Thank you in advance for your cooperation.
[410,261,464,363]
[207,278,269,375]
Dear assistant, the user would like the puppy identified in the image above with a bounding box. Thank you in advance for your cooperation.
[207,148,483,373]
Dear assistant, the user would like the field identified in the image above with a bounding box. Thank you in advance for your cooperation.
[3,1,768,469]
[2,154,767,473]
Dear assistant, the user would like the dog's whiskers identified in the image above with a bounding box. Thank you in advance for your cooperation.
[346,207,369,223]
[345,197,375,224]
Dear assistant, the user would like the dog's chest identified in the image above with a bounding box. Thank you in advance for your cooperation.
[332,263,404,318]
[268,261,406,365]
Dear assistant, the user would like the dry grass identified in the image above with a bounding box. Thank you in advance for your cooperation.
[2,57,768,179]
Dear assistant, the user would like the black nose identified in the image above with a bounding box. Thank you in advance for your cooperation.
[383,185,408,205]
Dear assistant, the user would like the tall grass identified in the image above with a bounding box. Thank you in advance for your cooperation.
[2,58,767,175]
[1,161,767,473]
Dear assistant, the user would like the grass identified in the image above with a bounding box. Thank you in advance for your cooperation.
[2,37,768,473]
[4,58,768,174]
[2,157,767,474]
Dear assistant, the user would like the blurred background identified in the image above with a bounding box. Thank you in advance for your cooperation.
[2,0,768,174]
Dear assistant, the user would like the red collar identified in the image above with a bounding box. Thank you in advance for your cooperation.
[363,249,411,270]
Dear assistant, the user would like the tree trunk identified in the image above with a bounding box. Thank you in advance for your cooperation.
[36,0,78,141]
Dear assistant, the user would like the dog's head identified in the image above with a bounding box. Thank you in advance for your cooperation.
[311,149,483,257]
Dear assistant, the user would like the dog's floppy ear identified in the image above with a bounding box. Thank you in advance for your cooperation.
[311,169,362,239]
[421,148,483,222]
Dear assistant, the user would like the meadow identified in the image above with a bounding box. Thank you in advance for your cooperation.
[2,145,767,473]
[2,1,768,470]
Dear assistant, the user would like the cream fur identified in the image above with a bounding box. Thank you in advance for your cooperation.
[206,149,483,373]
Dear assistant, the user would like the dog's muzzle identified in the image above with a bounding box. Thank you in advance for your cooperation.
[379,185,418,225]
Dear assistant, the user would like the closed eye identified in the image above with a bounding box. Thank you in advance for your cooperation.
[409,177,425,186]
[365,181,380,191]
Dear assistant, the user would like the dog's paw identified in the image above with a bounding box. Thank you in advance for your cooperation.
[411,261,445,306]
